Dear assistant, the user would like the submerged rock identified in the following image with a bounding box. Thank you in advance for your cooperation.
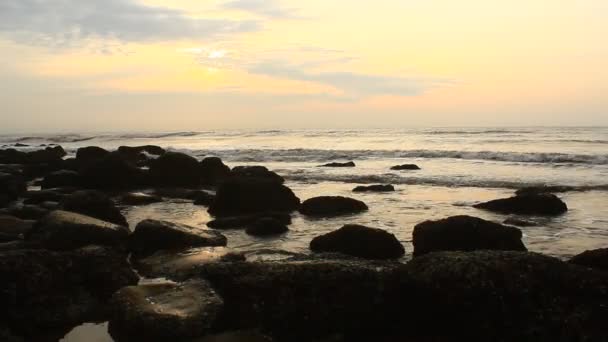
[352,184,395,192]
[390,164,420,170]
[119,192,162,206]
[474,193,568,215]
[207,212,292,230]
[299,196,368,217]
[109,280,223,340]
[62,190,128,226]
[310,225,405,260]
[129,219,227,258]
[412,215,526,256]
[320,161,356,167]
[246,217,289,236]
[569,248,608,272]
[149,152,202,187]
[200,157,231,185]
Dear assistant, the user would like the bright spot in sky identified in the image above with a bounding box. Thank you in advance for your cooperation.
[208,50,227,59]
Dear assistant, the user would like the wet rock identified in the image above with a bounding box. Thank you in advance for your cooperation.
[230,166,284,184]
[474,193,568,216]
[80,153,145,190]
[23,189,65,205]
[76,146,110,166]
[26,210,129,251]
[193,191,216,206]
[149,152,202,187]
[2,204,49,220]
[109,280,223,340]
[62,190,128,226]
[129,219,227,258]
[390,164,420,171]
[310,225,405,260]
[569,248,608,272]
[119,192,162,206]
[41,169,81,189]
[0,172,26,200]
[23,146,66,164]
[412,215,526,256]
[246,217,289,236]
[320,161,356,167]
[0,215,34,241]
[503,217,538,227]
[299,196,368,217]
[207,212,292,230]
[200,157,231,185]
[209,179,300,217]
[0,246,137,332]
[352,184,395,192]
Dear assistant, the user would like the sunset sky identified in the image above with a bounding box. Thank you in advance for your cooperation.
[1,0,607,132]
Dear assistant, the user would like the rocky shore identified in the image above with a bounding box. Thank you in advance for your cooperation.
[1,145,607,341]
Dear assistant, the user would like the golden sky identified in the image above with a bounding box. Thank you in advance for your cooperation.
[0,0,606,132]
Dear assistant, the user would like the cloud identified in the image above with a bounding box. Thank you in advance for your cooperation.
[0,0,258,46]
[222,0,299,19]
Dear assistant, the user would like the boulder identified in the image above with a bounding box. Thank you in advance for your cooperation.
[246,217,289,236]
[320,161,356,167]
[119,192,162,206]
[412,215,526,256]
[129,220,227,258]
[390,164,420,171]
[299,196,368,217]
[0,215,34,242]
[310,225,405,260]
[200,157,231,185]
[0,172,26,200]
[23,189,65,205]
[230,166,284,183]
[569,248,608,272]
[75,146,110,166]
[23,146,66,164]
[40,169,81,189]
[208,179,300,217]
[207,212,292,230]
[80,153,145,190]
[352,184,395,193]
[474,193,568,215]
[193,191,216,206]
[26,210,129,251]
[117,145,166,156]
[62,190,128,226]
[109,280,223,340]
[149,152,202,187]
[2,204,49,220]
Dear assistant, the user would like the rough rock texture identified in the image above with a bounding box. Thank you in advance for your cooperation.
[390,164,420,170]
[474,193,568,216]
[149,152,202,187]
[246,217,289,236]
[352,184,395,192]
[109,280,224,340]
[26,210,129,251]
[41,170,81,189]
[299,196,368,217]
[80,153,144,190]
[207,212,292,230]
[569,248,608,272]
[129,219,227,258]
[412,215,527,256]
[229,166,284,184]
[200,157,231,185]
[208,179,300,217]
[310,225,405,259]
[119,192,162,206]
[320,161,356,167]
[62,190,128,226]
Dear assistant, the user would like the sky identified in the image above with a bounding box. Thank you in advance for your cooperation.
[0,0,607,133]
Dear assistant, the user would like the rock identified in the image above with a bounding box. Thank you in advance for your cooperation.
[0,326,22,342]
[0,215,34,241]
[26,210,129,251]
[246,217,289,236]
[299,196,368,217]
[0,172,26,200]
[208,179,300,217]
[76,146,110,166]
[80,153,145,190]
[119,192,162,206]
[193,191,216,206]
[109,280,223,340]
[412,215,526,256]
[129,220,227,258]
[390,164,420,170]
[117,145,166,156]
[320,161,356,167]
[62,190,128,226]
[208,212,292,229]
[23,146,66,164]
[149,152,202,187]
[0,246,137,332]
[154,187,202,200]
[352,184,395,192]
[310,225,405,260]
[2,204,49,220]
[474,193,568,216]
[503,217,538,227]
[569,248,608,272]
[40,169,81,189]
[396,251,608,341]
[133,247,245,280]
[39,201,60,210]
[23,189,65,205]
[230,166,284,183]
[200,157,231,185]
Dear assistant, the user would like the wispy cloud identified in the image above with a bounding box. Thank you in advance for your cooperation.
[0,0,258,46]
[222,0,300,19]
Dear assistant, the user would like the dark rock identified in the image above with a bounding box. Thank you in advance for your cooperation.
[200,157,231,185]
[310,225,405,259]
[119,192,162,206]
[149,152,202,187]
[0,172,26,200]
[154,187,202,200]
[320,161,356,167]
[80,152,145,190]
[109,280,223,340]
[352,184,395,192]
[209,179,300,217]
[3,204,49,220]
[474,193,568,216]
[193,331,273,342]
[23,189,65,204]
[569,248,608,272]
[412,215,526,256]
[0,215,34,241]
[76,146,110,166]
[246,217,289,236]
[504,217,538,227]
[26,210,129,251]
[14,143,28,147]
[0,194,11,208]
[129,219,227,258]
[193,191,216,206]
[208,212,292,230]
[41,169,81,189]
[24,146,66,164]
[117,145,166,156]
[299,196,368,217]
[39,201,60,210]
[390,164,420,170]
[0,246,137,332]
[230,166,284,184]
[62,190,128,226]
